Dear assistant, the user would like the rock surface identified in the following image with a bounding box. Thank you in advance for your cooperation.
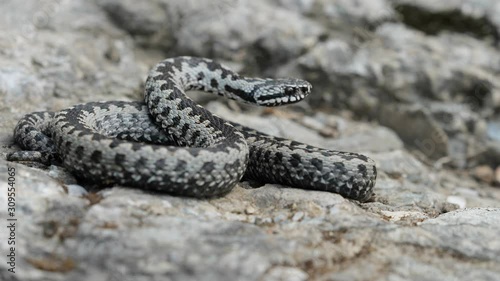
[0,0,499,281]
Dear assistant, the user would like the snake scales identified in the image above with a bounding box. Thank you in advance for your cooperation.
[7,57,376,201]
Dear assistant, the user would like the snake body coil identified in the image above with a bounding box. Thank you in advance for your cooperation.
[8,57,376,201]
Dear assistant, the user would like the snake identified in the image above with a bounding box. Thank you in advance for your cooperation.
[7,57,376,201]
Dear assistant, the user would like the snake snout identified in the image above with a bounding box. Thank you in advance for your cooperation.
[285,84,311,97]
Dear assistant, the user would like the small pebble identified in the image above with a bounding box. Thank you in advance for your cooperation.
[255,217,273,226]
[245,206,256,215]
[472,165,494,184]
[292,211,305,221]
[265,266,308,281]
[66,184,88,196]
[273,213,288,223]
[446,196,466,209]
[495,166,500,186]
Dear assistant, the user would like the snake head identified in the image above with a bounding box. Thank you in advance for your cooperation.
[254,78,312,107]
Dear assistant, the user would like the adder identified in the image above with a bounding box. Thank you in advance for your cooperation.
[7,57,376,201]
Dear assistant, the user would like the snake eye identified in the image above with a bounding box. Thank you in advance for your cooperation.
[284,87,296,95]
[300,86,309,93]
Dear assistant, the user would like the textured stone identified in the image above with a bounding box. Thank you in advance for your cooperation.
[370,150,427,183]
[385,208,500,260]
[293,21,500,167]
[378,104,449,161]
[390,0,500,42]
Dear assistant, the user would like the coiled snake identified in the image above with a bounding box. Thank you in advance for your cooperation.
[7,57,376,201]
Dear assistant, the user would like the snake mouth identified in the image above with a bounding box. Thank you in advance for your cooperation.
[258,93,307,106]
[259,84,310,106]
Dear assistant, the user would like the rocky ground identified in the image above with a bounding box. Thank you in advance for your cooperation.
[1,0,500,280]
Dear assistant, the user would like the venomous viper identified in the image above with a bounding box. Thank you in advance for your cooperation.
[7,57,376,201]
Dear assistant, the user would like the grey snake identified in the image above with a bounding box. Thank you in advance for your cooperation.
[7,57,376,201]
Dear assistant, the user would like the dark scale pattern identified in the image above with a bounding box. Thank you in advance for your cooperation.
[224,85,256,103]
[232,123,377,201]
[6,57,376,201]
